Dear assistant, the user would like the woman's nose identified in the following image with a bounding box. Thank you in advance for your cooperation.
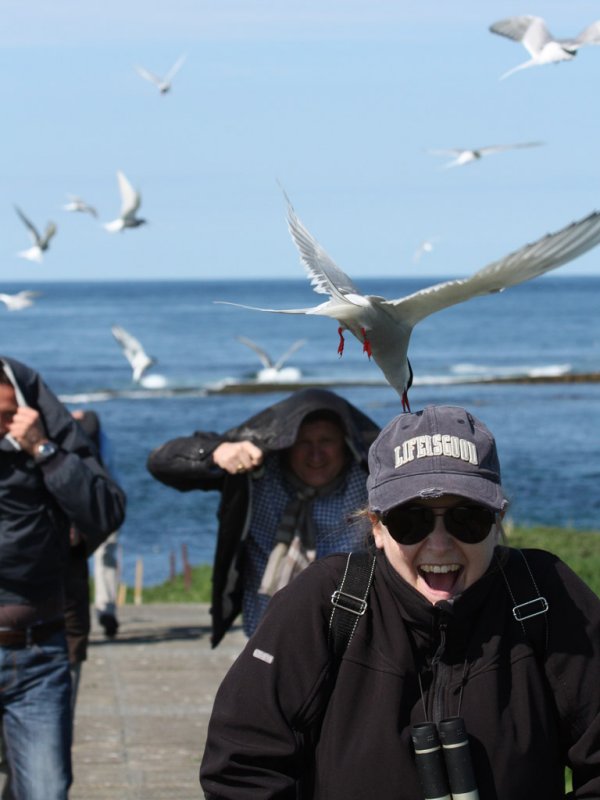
[426,513,453,547]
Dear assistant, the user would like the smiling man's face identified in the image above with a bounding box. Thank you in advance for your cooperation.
[371,494,499,604]
[288,418,347,488]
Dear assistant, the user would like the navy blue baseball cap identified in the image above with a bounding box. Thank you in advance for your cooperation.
[367,406,507,515]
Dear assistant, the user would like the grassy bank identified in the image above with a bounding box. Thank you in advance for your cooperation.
[123,525,600,603]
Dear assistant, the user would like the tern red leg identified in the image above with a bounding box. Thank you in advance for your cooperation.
[337,327,345,356]
[402,390,411,413]
[361,328,372,359]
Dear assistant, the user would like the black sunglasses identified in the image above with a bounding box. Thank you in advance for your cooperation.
[381,504,496,545]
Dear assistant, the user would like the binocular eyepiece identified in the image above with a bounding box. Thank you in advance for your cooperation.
[411,717,479,800]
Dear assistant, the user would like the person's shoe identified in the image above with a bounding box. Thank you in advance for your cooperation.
[99,613,119,639]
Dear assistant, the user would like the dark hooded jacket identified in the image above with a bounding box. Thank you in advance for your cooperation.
[147,389,380,646]
[200,546,600,800]
[0,357,126,606]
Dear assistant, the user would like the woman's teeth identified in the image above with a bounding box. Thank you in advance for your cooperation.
[420,564,461,574]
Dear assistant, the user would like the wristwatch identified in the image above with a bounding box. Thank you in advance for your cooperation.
[34,441,59,464]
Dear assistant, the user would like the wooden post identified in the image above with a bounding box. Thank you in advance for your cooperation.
[169,550,176,581]
[182,543,192,592]
[116,542,124,606]
[117,583,127,607]
[134,558,144,605]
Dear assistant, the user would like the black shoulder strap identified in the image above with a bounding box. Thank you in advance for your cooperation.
[497,548,549,656]
[328,551,376,665]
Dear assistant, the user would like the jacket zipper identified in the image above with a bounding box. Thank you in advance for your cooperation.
[428,614,451,722]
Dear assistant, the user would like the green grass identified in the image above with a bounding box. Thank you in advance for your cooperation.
[122,525,600,603]
[505,523,600,597]
[121,564,212,604]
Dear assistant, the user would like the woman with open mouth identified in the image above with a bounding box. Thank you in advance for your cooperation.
[200,405,600,800]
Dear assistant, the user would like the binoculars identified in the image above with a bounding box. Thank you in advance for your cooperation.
[411,717,479,800]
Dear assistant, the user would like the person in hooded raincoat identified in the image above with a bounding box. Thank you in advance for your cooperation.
[147,389,379,647]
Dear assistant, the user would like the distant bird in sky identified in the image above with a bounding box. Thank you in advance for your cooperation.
[490,16,600,79]
[427,142,543,168]
[111,324,156,383]
[236,335,306,383]
[0,290,41,311]
[134,53,186,95]
[104,171,146,233]
[413,238,438,264]
[14,206,57,263]
[216,193,600,411]
[63,195,98,217]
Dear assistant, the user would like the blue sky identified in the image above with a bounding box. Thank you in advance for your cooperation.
[2,0,600,281]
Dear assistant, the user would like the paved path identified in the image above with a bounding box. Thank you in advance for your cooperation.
[71,604,246,799]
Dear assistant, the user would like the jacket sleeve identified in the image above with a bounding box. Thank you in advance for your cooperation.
[539,555,600,798]
[39,449,126,540]
[147,432,227,492]
[200,558,340,799]
[18,366,126,540]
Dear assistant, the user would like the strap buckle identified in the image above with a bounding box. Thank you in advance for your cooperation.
[512,596,549,622]
[331,589,368,616]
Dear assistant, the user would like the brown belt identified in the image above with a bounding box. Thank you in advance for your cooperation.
[0,618,65,648]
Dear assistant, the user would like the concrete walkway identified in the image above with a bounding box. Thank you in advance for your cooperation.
[71,604,246,799]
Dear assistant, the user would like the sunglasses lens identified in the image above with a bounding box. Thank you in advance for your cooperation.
[381,504,495,545]
[446,506,495,543]
[382,506,434,545]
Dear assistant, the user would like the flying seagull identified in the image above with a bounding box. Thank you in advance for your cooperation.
[428,142,543,168]
[104,171,146,232]
[236,335,306,382]
[14,206,57,263]
[134,53,186,95]
[0,290,41,311]
[111,325,156,383]
[490,15,600,79]
[63,195,98,217]
[216,194,600,411]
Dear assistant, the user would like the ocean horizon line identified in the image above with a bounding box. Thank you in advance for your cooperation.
[2,273,599,286]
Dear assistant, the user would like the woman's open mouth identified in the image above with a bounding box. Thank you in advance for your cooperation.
[418,563,463,595]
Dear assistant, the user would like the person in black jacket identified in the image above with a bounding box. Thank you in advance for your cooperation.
[200,405,600,800]
[147,389,379,646]
[0,357,126,800]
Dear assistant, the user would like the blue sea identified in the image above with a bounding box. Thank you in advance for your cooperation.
[2,277,600,585]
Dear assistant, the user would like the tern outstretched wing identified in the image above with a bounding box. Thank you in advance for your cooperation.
[386,211,600,326]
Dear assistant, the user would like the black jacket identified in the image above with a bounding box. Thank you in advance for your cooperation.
[200,546,600,800]
[147,389,380,646]
[0,357,127,605]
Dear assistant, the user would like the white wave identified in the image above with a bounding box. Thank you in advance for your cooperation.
[59,386,209,403]
[450,362,572,378]
[413,375,476,387]
[255,366,302,383]
[59,391,114,404]
[527,364,572,378]
[140,373,169,389]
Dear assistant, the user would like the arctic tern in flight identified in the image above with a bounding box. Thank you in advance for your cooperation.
[111,325,156,383]
[428,142,543,168]
[216,194,600,411]
[490,15,600,79]
[0,290,41,311]
[104,171,146,232]
[14,206,57,263]
[63,195,98,217]
[134,54,186,95]
[236,335,306,382]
